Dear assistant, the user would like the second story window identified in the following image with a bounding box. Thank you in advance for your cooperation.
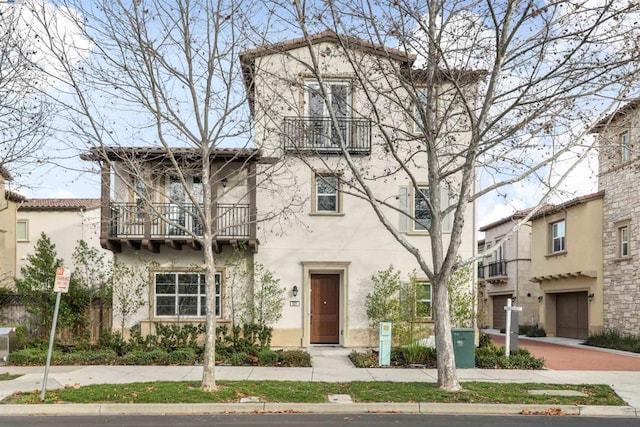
[618,223,630,258]
[414,187,431,231]
[620,131,630,162]
[16,219,28,242]
[133,178,148,220]
[314,174,340,214]
[551,220,566,253]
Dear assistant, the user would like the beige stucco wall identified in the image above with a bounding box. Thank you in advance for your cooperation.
[15,208,109,277]
[530,196,604,336]
[251,42,476,347]
[480,221,537,327]
[0,196,19,288]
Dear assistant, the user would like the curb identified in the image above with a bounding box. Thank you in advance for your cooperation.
[0,402,637,417]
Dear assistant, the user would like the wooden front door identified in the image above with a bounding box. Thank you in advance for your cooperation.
[310,274,340,344]
[556,292,588,339]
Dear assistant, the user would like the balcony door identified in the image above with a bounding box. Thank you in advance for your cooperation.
[168,176,186,235]
[306,82,350,147]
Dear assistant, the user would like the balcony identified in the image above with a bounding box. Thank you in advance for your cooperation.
[480,260,508,284]
[283,117,371,155]
[103,202,256,253]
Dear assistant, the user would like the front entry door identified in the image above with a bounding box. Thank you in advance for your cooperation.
[310,274,340,344]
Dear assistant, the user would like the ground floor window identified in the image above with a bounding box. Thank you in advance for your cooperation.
[154,272,221,317]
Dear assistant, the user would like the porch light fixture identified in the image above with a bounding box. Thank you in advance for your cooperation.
[588,293,594,302]
[221,177,228,188]
[538,296,543,303]
[292,285,299,297]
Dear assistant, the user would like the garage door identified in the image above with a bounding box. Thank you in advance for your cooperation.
[492,295,510,330]
[556,292,588,339]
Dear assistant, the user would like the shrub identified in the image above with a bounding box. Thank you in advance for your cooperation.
[8,348,55,365]
[519,324,547,337]
[585,330,640,353]
[98,329,129,356]
[478,332,493,348]
[349,350,378,368]
[475,345,544,369]
[167,348,197,365]
[155,323,204,351]
[120,349,168,365]
[277,350,311,367]
[230,352,250,365]
[257,349,279,366]
[85,349,118,365]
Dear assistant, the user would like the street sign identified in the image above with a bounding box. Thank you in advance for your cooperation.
[53,267,70,293]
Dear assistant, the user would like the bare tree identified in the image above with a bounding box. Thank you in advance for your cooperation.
[33,0,298,391]
[249,0,640,390]
[0,3,53,183]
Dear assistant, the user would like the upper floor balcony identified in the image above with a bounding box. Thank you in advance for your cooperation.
[283,116,371,155]
[478,260,508,284]
[103,202,256,253]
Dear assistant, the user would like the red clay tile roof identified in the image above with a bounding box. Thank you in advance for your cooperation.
[19,198,101,211]
[5,190,26,203]
[479,208,536,232]
[83,146,260,162]
[0,165,12,181]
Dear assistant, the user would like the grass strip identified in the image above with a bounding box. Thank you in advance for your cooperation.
[0,373,21,381]
[3,381,624,406]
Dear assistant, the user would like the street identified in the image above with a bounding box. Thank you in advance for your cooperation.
[2,414,640,427]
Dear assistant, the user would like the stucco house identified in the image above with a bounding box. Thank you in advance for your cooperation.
[593,100,640,336]
[93,32,479,347]
[0,166,27,288]
[478,210,537,330]
[529,192,604,339]
[16,198,109,276]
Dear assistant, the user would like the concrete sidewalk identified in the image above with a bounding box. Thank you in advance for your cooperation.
[1,363,639,417]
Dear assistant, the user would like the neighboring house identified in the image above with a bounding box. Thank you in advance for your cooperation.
[0,166,27,288]
[594,101,640,336]
[529,192,604,339]
[94,32,478,347]
[478,211,536,331]
[16,199,108,276]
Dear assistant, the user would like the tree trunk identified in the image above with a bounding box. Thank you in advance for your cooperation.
[201,241,218,391]
[433,278,461,391]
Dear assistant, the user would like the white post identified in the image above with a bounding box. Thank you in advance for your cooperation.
[504,298,512,357]
[40,292,61,402]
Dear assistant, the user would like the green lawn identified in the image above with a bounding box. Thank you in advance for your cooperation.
[3,381,624,406]
[0,373,21,381]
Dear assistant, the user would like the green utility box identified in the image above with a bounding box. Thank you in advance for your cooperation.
[451,328,475,368]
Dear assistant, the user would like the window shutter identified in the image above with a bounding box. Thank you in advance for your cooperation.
[399,185,409,232]
[441,186,453,233]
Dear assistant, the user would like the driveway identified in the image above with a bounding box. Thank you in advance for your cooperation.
[488,333,640,371]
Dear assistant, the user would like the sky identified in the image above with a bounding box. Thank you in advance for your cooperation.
[2,0,604,230]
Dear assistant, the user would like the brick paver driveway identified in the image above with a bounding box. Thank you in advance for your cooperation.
[488,333,640,371]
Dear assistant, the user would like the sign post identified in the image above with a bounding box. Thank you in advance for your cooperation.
[504,298,522,357]
[40,267,70,402]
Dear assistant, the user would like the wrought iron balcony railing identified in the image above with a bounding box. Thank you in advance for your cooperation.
[283,116,371,154]
[108,202,250,239]
[486,260,507,278]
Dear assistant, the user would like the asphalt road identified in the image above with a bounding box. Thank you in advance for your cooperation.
[2,414,640,427]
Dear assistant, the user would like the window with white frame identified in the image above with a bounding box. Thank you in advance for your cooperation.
[414,187,431,230]
[16,219,28,241]
[621,131,630,162]
[400,281,432,319]
[315,174,340,213]
[413,87,429,132]
[618,224,630,258]
[154,272,221,317]
[551,220,566,253]
[416,282,432,318]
